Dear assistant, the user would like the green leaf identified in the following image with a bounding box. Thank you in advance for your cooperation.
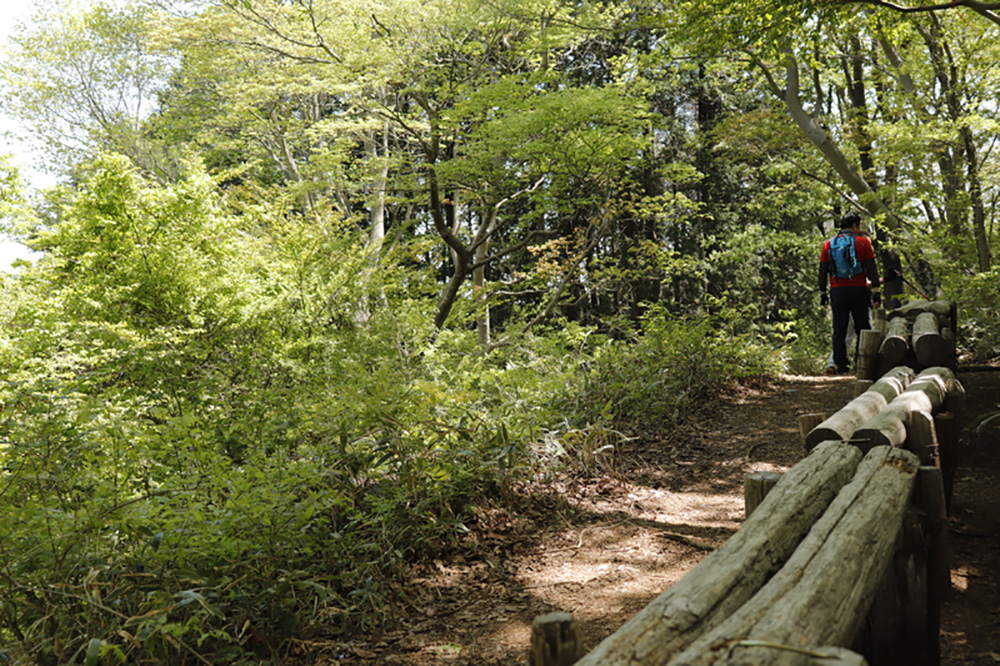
[84,638,101,666]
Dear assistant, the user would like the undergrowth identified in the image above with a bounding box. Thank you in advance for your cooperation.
[0,301,782,665]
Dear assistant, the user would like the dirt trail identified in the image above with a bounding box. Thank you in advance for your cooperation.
[302,368,1000,665]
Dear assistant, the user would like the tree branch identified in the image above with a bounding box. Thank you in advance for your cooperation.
[469,228,562,273]
[835,0,1000,27]
[468,176,547,255]
[489,215,613,348]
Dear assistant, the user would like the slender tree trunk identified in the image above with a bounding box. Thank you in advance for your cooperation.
[475,229,490,345]
[918,17,992,270]
[843,35,876,186]
[758,51,903,231]
[961,125,992,270]
[366,121,390,249]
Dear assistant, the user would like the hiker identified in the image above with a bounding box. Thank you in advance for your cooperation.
[819,212,881,374]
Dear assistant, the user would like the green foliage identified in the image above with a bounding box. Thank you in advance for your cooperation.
[0,156,33,235]
[0,156,440,661]
[941,267,1000,360]
[0,153,653,663]
[0,148,789,660]
[3,0,998,663]
[0,1,173,170]
[577,302,783,430]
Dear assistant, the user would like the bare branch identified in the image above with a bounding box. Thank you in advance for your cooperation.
[834,0,1000,27]
[221,0,344,63]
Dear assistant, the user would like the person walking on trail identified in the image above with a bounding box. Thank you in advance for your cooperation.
[819,212,882,375]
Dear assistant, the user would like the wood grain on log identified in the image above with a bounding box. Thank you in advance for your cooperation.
[797,413,828,448]
[874,308,888,337]
[908,410,939,466]
[575,441,863,666]
[804,366,915,451]
[668,446,920,666]
[917,467,950,603]
[941,329,956,369]
[917,467,950,666]
[913,313,949,368]
[934,412,958,514]
[879,318,910,366]
[944,378,966,417]
[852,367,954,452]
[809,647,868,665]
[861,509,929,666]
[888,299,954,319]
[856,329,882,381]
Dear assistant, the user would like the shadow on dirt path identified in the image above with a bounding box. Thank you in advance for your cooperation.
[296,368,1000,665]
[941,368,1000,664]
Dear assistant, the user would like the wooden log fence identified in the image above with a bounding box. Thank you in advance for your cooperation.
[876,300,957,373]
[574,441,862,665]
[668,446,919,666]
[803,366,915,451]
[532,361,963,666]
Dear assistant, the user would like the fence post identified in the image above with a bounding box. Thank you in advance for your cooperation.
[529,612,583,666]
[918,466,949,666]
[857,329,883,380]
[798,413,827,450]
[743,471,783,519]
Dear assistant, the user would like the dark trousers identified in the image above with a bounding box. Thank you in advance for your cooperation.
[831,286,871,373]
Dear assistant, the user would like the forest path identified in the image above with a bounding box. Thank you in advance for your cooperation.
[305,367,1000,665]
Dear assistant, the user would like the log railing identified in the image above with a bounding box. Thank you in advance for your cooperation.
[531,362,962,666]
[857,299,958,380]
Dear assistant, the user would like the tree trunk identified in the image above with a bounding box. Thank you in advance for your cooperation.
[576,441,863,666]
[918,16,992,271]
[961,125,992,271]
[881,250,905,310]
[475,234,490,345]
[365,122,390,249]
[759,51,904,231]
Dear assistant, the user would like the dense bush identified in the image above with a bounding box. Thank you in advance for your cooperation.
[943,268,1000,360]
[576,302,785,429]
